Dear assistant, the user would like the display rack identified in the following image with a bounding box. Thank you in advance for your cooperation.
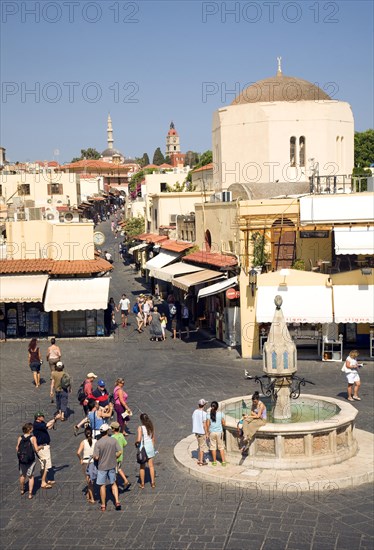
[322,337,343,362]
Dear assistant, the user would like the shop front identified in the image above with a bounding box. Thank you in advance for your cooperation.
[44,277,110,337]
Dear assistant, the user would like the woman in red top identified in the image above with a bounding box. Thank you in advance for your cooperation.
[113,378,132,434]
[28,338,42,388]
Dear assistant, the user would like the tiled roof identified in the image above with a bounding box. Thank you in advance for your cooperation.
[192,163,213,173]
[134,233,168,244]
[160,240,194,253]
[183,251,237,268]
[57,160,129,171]
[143,164,159,170]
[158,163,174,169]
[0,258,112,275]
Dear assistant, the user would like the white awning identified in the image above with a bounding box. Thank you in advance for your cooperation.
[128,243,148,254]
[300,195,374,224]
[145,251,181,274]
[256,285,333,323]
[172,269,224,292]
[334,227,374,255]
[44,277,111,312]
[198,276,238,300]
[151,261,204,283]
[333,285,374,323]
[0,275,48,303]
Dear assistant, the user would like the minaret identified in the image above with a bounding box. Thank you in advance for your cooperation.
[277,56,282,76]
[107,114,114,151]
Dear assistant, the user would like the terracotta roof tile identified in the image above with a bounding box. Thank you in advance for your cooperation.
[183,251,237,268]
[192,163,213,173]
[160,240,194,253]
[0,258,112,275]
[134,233,168,244]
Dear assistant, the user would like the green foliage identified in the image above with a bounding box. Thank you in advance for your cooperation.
[129,168,155,192]
[152,147,165,166]
[122,216,145,241]
[197,150,212,167]
[184,151,199,167]
[184,245,200,255]
[292,258,306,270]
[71,148,101,162]
[251,232,269,266]
[353,130,374,191]
[166,181,186,192]
[165,155,171,165]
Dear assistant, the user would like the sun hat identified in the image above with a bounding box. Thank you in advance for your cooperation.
[198,399,207,406]
[100,423,110,433]
[87,372,97,379]
[110,421,120,430]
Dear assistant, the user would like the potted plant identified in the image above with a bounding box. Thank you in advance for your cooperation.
[251,232,269,274]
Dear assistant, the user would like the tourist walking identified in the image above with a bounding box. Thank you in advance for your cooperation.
[149,306,163,341]
[113,378,131,434]
[159,312,167,340]
[192,399,208,466]
[135,413,156,489]
[0,309,6,341]
[93,423,122,511]
[80,372,98,415]
[168,300,178,339]
[75,400,112,439]
[33,411,60,488]
[180,303,190,339]
[110,421,130,487]
[241,392,267,453]
[143,297,151,326]
[46,337,61,379]
[344,350,362,401]
[28,338,42,388]
[206,401,226,466]
[76,427,96,503]
[117,294,130,328]
[16,422,43,499]
[92,379,113,414]
[50,361,71,421]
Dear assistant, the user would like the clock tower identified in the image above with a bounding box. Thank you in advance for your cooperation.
[165,121,186,167]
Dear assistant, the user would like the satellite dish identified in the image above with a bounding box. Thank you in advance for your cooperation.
[57,200,62,204]
[46,213,55,221]
[47,199,52,204]
[64,212,74,223]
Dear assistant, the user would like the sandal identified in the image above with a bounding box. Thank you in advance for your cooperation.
[347,397,354,401]
[20,490,25,496]
[221,462,227,467]
[28,493,33,499]
[197,461,208,466]
[115,502,122,510]
[211,461,217,466]
[100,505,106,511]
[139,484,145,489]
[41,484,52,489]
[151,483,156,489]
[353,396,361,401]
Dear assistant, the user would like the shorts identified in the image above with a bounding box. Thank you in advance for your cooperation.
[121,310,128,317]
[209,432,225,451]
[171,318,177,330]
[346,371,360,384]
[38,445,52,470]
[30,361,41,372]
[195,434,208,452]
[19,461,36,477]
[48,358,60,370]
[96,468,116,485]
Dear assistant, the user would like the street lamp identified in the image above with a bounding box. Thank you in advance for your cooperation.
[249,266,258,297]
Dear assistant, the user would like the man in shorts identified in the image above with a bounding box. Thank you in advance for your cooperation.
[192,399,208,466]
[110,421,130,487]
[117,294,130,328]
[93,423,122,511]
[33,411,60,488]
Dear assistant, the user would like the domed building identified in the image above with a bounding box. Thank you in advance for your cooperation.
[212,60,354,198]
[101,115,125,164]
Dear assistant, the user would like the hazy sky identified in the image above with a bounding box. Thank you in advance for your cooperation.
[1,0,373,163]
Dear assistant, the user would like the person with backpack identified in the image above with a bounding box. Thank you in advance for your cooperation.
[16,422,44,499]
[46,337,61,378]
[168,300,178,339]
[77,372,98,415]
[50,362,71,421]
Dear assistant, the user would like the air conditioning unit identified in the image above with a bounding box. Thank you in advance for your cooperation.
[221,191,232,202]
[25,207,42,221]
[24,200,35,207]
[62,211,80,223]
[169,214,177,225]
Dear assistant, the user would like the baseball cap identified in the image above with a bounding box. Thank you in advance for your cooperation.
[34,411,45,419]
[100,423,110,433]
[56,361,64,368]
[198,399,207,406]
[87,372,97,379]
[97,379,106,387]
[110,421,120,430]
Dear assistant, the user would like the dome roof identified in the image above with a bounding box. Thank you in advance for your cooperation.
[231,73,331,105]
[101,148,123,157]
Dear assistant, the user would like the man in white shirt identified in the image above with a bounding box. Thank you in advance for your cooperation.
[192,399,208,466]
[117,294,130,328]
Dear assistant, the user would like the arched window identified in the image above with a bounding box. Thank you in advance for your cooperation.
[205,229,212,252]
[290,137,296,167]
[299,136,305,167]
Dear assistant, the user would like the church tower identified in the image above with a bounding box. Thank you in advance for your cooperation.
[165,121,185,167]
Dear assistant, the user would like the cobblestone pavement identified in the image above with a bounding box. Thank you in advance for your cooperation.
[1,220,373,550]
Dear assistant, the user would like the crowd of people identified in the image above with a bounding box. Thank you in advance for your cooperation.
[19,338,157,508]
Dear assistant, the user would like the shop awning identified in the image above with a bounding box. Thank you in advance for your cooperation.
[128,243,148,254]
[172,269,224,292]
[197,276,238,300]
[256,285,333,323]
[334,227,374,255]
[145,251,181,274]
[0,274,48,303]
[44,277,110,312]
[333,285,374,323]
[151,262,204,283]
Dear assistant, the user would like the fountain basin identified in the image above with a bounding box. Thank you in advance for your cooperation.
[222,394,358,469]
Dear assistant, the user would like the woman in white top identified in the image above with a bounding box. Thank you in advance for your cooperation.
[344,350,362,401]
[76,427,96,503]
[135,413,156,489]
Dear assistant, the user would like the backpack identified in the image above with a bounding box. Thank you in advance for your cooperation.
[60,372,71,390]
[17,436,35,465]
[77,382,86,403]
[169,304,177,316]
[132,303,139,314]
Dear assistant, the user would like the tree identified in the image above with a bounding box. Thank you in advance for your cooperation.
[185,150,213,183]
[128,168,156,193]
[71,148,101,163]
[152,147,165,165]
[184,151,199,167]
[121,216,145,242]
[353,130,374,191]
[142,153,150,166]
